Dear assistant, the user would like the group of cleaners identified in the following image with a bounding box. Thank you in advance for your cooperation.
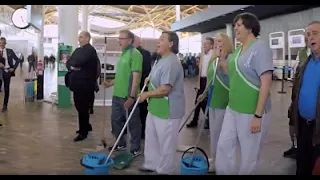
[101,11,274,175]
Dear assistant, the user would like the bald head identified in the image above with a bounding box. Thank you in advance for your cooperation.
[134,35,141,48]
[78,31,91,47]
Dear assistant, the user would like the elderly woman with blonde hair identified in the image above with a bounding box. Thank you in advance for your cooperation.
[197,32,233,172]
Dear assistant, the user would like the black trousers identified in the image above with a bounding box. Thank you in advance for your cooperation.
[296,114,319,175]
[192,77,209,122]
[28,62,35,72]
[73,90,91,136]
[89,91,95,110]
[139,100,148,136]
[0,72,11,107]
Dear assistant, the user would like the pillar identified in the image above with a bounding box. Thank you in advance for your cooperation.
[81,5,89,31]
[226,23,234,47]
[175,5,181,22]
[36,5,45,100]
[175,5,181,39]
[57,5,79,108]
[58,5,79,50]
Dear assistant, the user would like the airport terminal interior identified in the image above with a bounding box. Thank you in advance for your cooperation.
[0,4,319,175]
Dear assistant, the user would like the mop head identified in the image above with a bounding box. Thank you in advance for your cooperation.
[113,152,134,170]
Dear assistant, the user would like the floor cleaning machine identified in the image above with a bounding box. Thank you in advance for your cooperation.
[180,56,220,175]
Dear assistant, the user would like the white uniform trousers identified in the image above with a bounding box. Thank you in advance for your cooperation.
[142,113,181,174]
[208,108,226,160]
[215,106,270,175]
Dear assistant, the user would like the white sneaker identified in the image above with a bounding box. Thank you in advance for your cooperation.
[208,158,216,173]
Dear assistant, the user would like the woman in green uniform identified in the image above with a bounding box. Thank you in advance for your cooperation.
[138,31,185,174]
[215,13,273,175]
[197,32,233,172]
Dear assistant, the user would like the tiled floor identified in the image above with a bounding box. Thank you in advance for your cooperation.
[0,63,296,175]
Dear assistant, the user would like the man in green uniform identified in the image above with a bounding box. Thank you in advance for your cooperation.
[103,30,143,156]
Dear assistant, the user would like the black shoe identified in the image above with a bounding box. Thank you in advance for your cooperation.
[76,124,92,134]
[73,134,87,142]
[2,106,7,113]
[89,108,94,114]
[283,147,297,159]
[0,124,2,128]
[186,121,198,128]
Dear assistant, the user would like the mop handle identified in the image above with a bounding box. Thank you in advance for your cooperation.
[178,58,218,133]
[106,60,158,162]
[103,37,107,107]
[189,56,220,166]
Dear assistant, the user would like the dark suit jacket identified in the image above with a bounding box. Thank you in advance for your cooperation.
[66,44,99,92]
[4,48,20,76]
[136,46,151,90]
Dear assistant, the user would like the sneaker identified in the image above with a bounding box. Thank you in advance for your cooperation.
[108,145,126,152]
[131,149,142,157]
[283,147,297,159]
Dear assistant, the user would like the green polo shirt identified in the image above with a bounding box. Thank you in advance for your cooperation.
[113,47,143,98]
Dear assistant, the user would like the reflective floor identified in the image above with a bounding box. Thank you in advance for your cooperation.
[0,63,295,175]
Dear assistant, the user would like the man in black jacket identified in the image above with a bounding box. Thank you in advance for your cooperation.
[66,31,99,142]
[134,36,151,139]
[0,37,20,112]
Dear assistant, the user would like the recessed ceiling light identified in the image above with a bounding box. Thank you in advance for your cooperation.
[240,8,244,10]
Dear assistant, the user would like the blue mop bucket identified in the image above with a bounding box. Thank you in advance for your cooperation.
[180,147,209,175]
[80,153,114,175]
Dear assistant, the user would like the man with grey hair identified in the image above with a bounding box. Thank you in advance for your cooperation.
[66,31,100,142]
[134,35,151,139]
[290,21,320,174]
[103,30,143,156]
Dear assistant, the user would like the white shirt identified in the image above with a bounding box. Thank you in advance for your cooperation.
[201,49,213,77]
[0,48,9,69]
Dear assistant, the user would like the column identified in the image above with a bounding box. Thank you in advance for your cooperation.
[175,5,181,38]
[36,5,45,100]
[57,5,79,108]
[81,5,89,31]
[175,5,181,22]
[226,23,234,47]
[58,5,79,50]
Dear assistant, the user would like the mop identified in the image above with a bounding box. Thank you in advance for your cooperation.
[96,37,108,151]
[103,59,159,169]
[177,55,219,153]
[186,55,220,168]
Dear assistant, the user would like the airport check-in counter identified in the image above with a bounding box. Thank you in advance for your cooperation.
[269,31,286,80]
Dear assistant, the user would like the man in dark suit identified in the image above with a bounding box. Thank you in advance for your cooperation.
[66,31,99,142]
[0,37,20,112]
[134,36,151,139]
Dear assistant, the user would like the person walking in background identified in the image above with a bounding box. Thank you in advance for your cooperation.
[19,53,24,69]
[0,37,20,112]
[27,52,37,73]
